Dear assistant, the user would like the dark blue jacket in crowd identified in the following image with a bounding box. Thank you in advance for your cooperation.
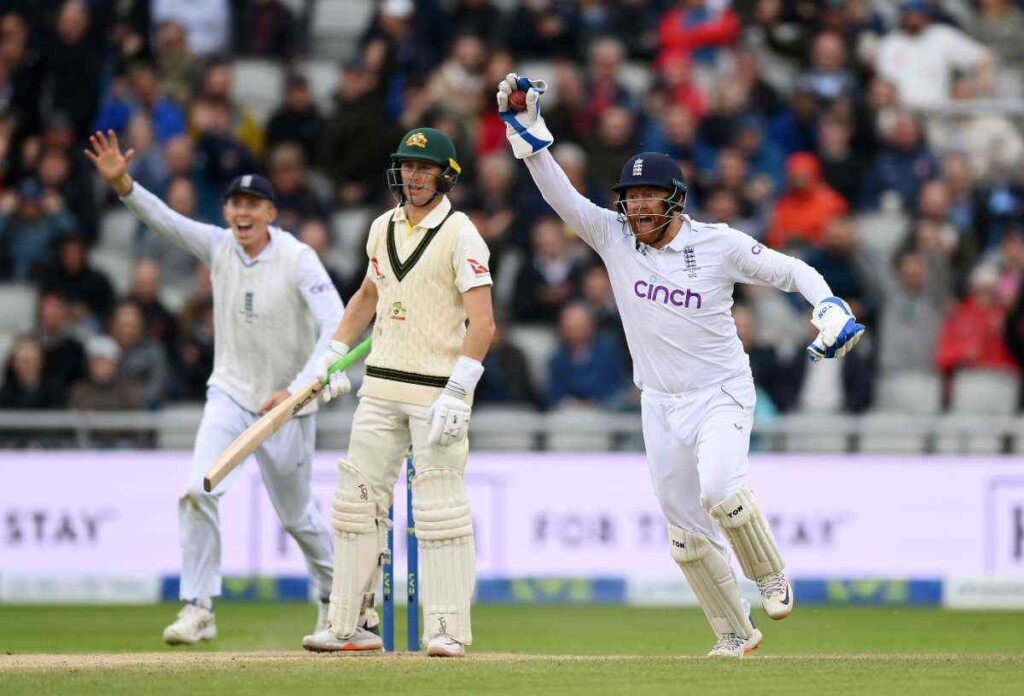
[546,332,629,409]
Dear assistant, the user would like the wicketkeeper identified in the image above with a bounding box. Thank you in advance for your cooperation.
[86,131,342,646]
[497,74,864,658]
[302,127,495,657]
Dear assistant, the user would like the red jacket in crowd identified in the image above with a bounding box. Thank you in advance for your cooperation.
[935,297,1018,374]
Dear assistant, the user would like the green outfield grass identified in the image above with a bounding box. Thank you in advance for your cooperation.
[1,604,1022,694]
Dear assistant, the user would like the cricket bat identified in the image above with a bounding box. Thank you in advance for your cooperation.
[202,337,372,492]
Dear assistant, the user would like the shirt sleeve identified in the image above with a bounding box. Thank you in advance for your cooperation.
[364,224,381,285]
[452,223,494,293]
[939,26,988,69]
[287,248,346,394]
[722,227,832,306]
[119,183,226,264]
[523,148,621,253]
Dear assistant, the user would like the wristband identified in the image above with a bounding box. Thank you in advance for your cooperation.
[445,356,484,399]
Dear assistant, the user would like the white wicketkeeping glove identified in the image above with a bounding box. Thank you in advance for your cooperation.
[806,297,866,362]
[496,72,553,159]
[314,340,353,403]
[426,356,484,447]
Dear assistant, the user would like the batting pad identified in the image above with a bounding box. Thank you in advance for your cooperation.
[412,468,474,541]
[413,469,475,644]
[710,488,784,580]
[669,524,755,638]
[328,460,386,637]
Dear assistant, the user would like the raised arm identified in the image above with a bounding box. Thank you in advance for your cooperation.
[497,73,618,251]
[522,149,618,251]
[85,130,225,264]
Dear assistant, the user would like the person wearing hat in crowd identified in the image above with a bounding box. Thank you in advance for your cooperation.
[302,127,495,657]
[84,129,343,646]
[497,73,865,658]
[876,0,994,110]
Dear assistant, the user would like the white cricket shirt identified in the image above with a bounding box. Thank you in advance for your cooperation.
[524,150,832,394]
[121,183,344,412]
[876,25,987,109]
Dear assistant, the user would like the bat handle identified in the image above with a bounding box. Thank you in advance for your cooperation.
[322,337,373,384]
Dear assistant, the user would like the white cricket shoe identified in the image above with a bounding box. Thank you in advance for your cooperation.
[302,626,383,653]
[426,634,465,658]
[162,603,216,645]
[756,571,794,620]
[707,629,763,658]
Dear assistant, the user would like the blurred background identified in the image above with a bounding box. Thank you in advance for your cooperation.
[0,0,1022,611]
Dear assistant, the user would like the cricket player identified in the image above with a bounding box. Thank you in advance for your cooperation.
[301,127,495,657]
[85,130,343,646]
[497,75,864,658]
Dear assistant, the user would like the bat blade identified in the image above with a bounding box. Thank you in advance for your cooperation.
[201,337,372,492]
[202,382,320,492]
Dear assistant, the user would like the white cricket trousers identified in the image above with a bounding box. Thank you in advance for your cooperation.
[640,375,756,550]
[178,386,334,602]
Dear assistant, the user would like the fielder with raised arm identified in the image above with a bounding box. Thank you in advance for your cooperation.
[497,75,864,658]
[85,131,343,646]
[301,127,495,657]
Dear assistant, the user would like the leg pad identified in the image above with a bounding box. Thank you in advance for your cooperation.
[669,524,755,639]
[710,488,784,580]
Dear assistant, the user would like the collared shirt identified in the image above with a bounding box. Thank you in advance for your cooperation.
[370,196,492,294]
[120,183,343,400]
[877,25,987,109]
[524,149,832,394]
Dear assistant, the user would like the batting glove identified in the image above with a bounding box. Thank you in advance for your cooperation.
[497,73,553,159]
[426,356,484,447]
[806,297,866,362]
[315,340,353,403]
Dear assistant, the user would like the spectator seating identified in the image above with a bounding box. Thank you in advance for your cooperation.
[853,210,908,261]
[619,61,653,100]
[89,248,134,296]
[311,0,374,60]
[857,412,933,453]
[935,413,1015,454]
[779,413,850,452]
[950,369,1021,415]
[330,208,373,279]
[876,371,943,415]
[0,333,13,388]
[99,209,137,256]
[470,406,539,451]
[299,59,340,112]
[547,407,616,452]
[507,325,558,397]
[0,283,38,336]
[232,59,286,125]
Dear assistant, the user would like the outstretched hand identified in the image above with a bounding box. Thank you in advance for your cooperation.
[84,130,135,196]
[496,72,553,159]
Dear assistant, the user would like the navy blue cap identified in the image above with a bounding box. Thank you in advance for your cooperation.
[900,0,932,15]
[223,174,275,203]
[612,152,687,195]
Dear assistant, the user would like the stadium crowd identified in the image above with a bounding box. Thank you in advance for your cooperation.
[0,0,1022,418]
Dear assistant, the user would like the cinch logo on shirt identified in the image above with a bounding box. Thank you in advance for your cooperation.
[633,277,702,309]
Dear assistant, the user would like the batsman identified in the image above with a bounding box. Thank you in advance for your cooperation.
[302,128,495,657]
